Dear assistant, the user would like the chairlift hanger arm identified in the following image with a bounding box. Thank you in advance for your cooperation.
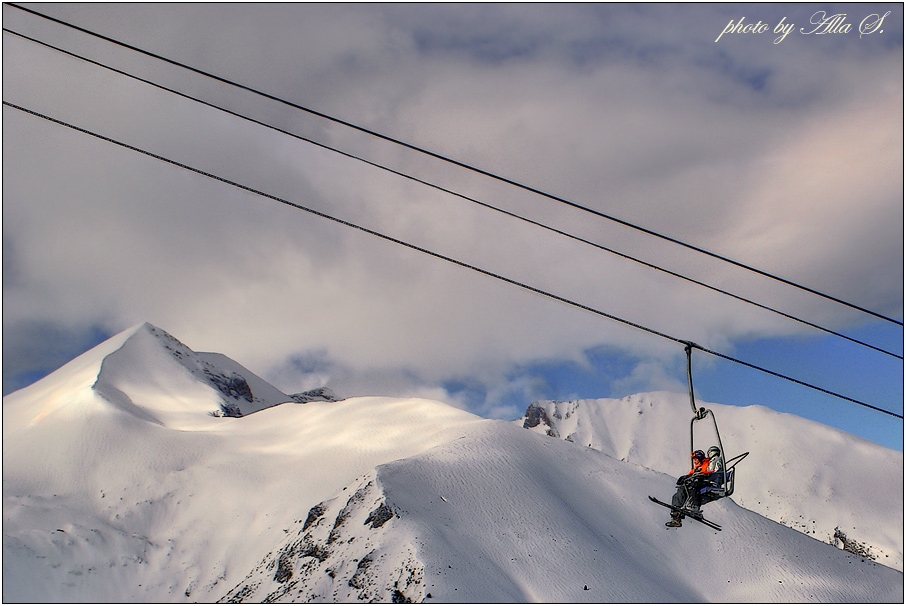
[684,343,710,422]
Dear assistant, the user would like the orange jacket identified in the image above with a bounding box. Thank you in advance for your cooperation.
[687,457,711,475]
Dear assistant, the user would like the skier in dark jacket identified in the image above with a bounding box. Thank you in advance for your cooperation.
[665,449,713,528]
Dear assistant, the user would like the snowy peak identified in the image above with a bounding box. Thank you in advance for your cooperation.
[3,329,902,603]
[90,323,293,424]
[521,394,904,571]
[3,322,330,431]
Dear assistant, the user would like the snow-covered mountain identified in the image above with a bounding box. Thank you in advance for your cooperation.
[3,324,903,602]
[521,396,904,571]
[4,322,293,429]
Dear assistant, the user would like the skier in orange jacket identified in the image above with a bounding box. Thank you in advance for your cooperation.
[665,449,713,527]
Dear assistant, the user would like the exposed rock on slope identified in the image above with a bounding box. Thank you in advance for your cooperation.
[290,387,342,403]
[220,473,424,603]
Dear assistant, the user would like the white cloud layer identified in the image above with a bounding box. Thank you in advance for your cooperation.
[3,4,902,417]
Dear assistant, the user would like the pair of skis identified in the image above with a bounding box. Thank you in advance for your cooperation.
[648,496,722,531]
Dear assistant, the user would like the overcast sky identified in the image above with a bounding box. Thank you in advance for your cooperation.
[3,4,903,448]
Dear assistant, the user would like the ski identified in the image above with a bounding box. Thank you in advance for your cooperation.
[648,496,722,531]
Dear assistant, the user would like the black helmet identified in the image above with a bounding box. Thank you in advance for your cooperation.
[692,450,706,460]
[707,446,721,458]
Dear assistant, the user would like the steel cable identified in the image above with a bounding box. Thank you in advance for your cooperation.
[3,26,900,361]
[5,100,900,420]
[7,2,902,328]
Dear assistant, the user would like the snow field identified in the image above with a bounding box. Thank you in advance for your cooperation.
[378,420,902,602]
[3,326,483,603]
[524,393,904,570]
[3,323,902,602]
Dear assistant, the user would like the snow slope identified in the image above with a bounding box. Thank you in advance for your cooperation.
[3,324,485,602]
[3,324,903,602]
[3,322,290,430]
[521,395,904,571]
[223,420,902,602]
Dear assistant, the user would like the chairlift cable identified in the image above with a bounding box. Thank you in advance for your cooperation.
[686,341,901,419]
[6,2,904,329]
[4,100,902,422]
[3,25,900,362]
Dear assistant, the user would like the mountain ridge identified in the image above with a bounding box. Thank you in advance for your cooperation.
[221,419,903,602]
[3,324,902,602]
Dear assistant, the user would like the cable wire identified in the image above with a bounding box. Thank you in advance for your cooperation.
[7,2,903,328]
[5,100,900,420]
[4,26,901,361]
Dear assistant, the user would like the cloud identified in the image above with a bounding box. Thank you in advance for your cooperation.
[1,321,112,394]
[610,359,688,398]
[720,76,903,320]
[2,4,901,414]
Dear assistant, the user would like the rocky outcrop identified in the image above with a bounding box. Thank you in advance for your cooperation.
[290,387,341,404]
[219,473,424,603]
[522,400,579,438]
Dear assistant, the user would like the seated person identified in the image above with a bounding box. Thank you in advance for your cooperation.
[665,449,712,528]
[699,445,725,504]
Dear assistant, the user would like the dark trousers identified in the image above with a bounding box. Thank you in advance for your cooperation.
[670,475,707,518]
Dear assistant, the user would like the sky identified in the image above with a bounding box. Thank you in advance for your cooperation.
[3,3,903,449]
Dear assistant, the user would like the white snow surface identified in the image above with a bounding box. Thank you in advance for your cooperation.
[3,324,903,602]
[521,395,904,572]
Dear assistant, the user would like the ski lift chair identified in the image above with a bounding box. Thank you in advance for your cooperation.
[649,344,750,530]
[689,403,749,508]
[698,450,748,505]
